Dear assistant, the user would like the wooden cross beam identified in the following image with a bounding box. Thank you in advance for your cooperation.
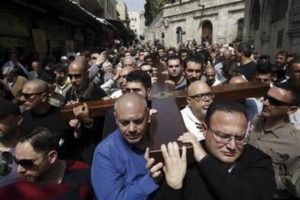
[61,68,269,163]
[61,82,269,119]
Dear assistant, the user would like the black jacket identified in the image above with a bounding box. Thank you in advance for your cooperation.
[153,143,275,200]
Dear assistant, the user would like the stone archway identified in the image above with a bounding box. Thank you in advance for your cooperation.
[200,20,213,45]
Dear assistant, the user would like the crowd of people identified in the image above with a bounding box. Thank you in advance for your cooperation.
[0,41,299,200]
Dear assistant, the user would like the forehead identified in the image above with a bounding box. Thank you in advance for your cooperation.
[126,81,145,90]
[167,59,180,65]
[209,111,247,134]
[141,65,152,70]
[68,63,84,74]
[268,86,293,102]
[22,83,38,92]
[189,83,211,95]
[15,141,39,159]
[255,73,272,78]
[186,61,201,70]
[124,58,133,64]
[205,68,215,75]
[116,102,146,119]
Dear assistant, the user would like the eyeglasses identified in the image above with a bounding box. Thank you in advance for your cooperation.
[91,57,97,60]
[168,65,180,68]
[20,92,45,100]
[263,94,293,106]
[209,127,247,145]
[189,92,214,101]
[0,151,13,176]
[14,154,44,168]
[68,74,83,79]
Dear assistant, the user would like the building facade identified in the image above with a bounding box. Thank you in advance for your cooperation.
[244,0,300,57]
[129,12,145,38]
[144,0,245,47]
[116,0,130,28]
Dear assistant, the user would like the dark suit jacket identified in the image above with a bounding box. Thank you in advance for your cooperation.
[153,143,276,200]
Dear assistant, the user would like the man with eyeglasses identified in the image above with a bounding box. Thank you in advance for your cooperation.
[2,127,93,199]
[148,100,275,200]
[248,82,300,199]
[0,100,22,187]
[166,55,187,90]
[66,60,107,163]
[181,80,214,141]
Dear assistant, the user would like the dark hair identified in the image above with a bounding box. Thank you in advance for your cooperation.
[185,55,204,69]
[276,51,288,58]
[238,43,252,57]
[40,69,56,84]
[126,70,152,90]
[256,61,273,74]
[274,81,300,105]
[18,127,59,153]
[205,100,248,125]
[53,64,67,74]
[257,55,271,63]
[167,55,180,63]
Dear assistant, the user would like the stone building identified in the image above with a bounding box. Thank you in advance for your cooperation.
[244,0,300,57]
[116,0,130,28]
[129,12,145,38]
[144,0,245,47]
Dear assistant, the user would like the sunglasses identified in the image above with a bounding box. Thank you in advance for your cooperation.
[14,154,44,168]
[263,95,293,106]
[20,92,45,100]
[68,74,83,79]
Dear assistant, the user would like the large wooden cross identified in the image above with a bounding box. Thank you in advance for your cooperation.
[61,69,269,163]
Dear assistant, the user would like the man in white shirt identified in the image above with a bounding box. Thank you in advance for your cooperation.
[181,80,214,140]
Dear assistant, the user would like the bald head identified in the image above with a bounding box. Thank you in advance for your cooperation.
[222,49,232,60]
[23,79,48,93]
[114,93,147,114]
[114,93,149,145]
[228,75,247,84]
[187,80,211,96]
[68,60,87,73]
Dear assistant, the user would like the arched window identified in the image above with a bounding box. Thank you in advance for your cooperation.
[201,20,213,44]
[236,18,244,41]
[176,27,182,44]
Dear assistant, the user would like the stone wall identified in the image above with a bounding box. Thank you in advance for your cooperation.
[244,0,300,58]
[144,0,245,47]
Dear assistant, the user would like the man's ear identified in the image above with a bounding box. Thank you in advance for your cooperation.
[114,111,118,124]
[47,150,58,164]
[287,106,298,115]
[186,96,192,107]
[202,122,208,138]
